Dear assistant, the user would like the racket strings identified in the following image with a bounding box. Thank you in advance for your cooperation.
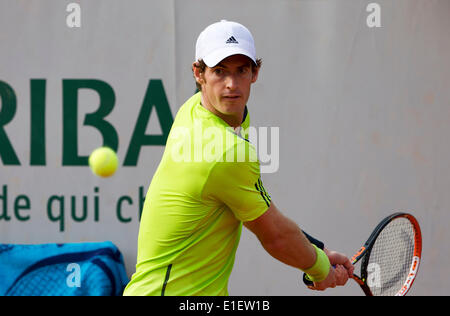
[366,218,415,296]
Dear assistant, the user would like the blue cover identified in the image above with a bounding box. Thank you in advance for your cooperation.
[0,241,129,296]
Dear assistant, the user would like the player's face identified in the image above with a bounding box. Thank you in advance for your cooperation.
[195,54,258,127]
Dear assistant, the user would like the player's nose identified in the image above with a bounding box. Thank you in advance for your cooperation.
[225,74,238,90]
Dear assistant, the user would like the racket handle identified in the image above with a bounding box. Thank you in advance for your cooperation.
[302,273,314,286]
[302,230,324,250]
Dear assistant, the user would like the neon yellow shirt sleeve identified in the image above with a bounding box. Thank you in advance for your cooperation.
[202,144,271,222]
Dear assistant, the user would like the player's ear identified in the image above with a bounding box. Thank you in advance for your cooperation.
[251,65,259,83]
[192,62,205,85]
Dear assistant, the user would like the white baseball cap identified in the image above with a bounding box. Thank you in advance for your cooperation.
[195,20,256,67]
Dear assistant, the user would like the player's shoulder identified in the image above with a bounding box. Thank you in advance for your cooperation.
[171,92,202,126]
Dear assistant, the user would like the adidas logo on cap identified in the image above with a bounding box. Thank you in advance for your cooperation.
[226,36,239,44]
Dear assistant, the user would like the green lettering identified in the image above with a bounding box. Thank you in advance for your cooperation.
[47,195,65,232]
[94,187,99,222]
[70,196,88,222]
[139,186,146,221]
[30,79,46,166]
[124,80,173,166]
[62,79,118,166]
[0,81,20,165]
[117,196,133,223]
[14,195,31,221]
[0,185,11,221]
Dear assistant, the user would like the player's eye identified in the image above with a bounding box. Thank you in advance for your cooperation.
[213,68,224,75]
[239,67,249,74]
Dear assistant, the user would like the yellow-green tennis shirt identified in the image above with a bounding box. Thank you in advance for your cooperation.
[123,92,271,296]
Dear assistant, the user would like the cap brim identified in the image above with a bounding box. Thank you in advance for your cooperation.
[203,47,256,67]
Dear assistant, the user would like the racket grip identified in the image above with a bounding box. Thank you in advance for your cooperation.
[303,273,314,286]
[302,230,324,250]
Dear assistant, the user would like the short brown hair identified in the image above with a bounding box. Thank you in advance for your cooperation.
[192,58,262,92]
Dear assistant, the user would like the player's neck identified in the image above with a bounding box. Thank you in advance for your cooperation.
[200,94,243,128]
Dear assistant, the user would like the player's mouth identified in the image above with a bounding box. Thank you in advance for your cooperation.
[222,94,241,100]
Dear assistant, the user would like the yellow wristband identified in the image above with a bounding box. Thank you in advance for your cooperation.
[303,245,331,282]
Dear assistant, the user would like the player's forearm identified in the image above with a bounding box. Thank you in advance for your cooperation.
[259,217,317,270]
[245,204,318,270]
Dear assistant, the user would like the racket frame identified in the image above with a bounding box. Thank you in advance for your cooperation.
[350,212,422,296]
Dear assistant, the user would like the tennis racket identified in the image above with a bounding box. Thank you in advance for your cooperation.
[303,212,422,296]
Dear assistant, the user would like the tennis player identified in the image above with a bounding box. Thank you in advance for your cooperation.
[123,20,353,296]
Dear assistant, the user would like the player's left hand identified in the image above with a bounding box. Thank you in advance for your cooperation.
[307,248,354,290]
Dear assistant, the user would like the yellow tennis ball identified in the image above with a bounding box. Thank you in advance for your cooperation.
[88,147,118,177]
